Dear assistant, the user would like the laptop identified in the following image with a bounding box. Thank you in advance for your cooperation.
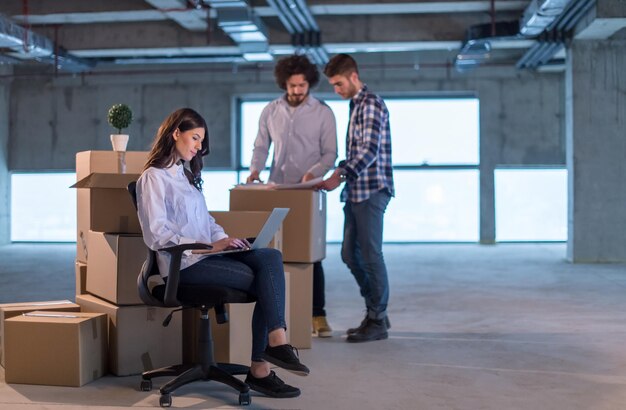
[192,207,289,256]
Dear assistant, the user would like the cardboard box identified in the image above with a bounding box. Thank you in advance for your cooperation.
[0,300,80,367]
[74,151,148,263]
[284,263,313,349]
[4,311,107,386]
[76,260,87,295]
[76,150,148,181]
[210,211,283,252]
[77,294,182,376]
[86,231,147,306]
[229,188,326,263]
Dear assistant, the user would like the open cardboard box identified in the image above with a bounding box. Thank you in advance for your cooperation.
[74,150,147,263]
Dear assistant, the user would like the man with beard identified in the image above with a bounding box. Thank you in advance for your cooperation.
[247,54,338,338]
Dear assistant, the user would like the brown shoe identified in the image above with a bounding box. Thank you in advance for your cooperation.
[312,316,333,338]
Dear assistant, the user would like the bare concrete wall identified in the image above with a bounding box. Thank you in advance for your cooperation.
[4,63,565,245]
[7,65,565,171]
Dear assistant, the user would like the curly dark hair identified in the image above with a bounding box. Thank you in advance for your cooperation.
[274,54,320,90]
[144,108,209,191]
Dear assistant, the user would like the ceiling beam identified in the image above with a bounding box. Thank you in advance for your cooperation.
[11,1,528,25]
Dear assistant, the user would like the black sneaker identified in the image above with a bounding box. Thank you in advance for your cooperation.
[245,370,301,398]
[346,318,388,343]
[262,344,310,376]
[347,315,391,335]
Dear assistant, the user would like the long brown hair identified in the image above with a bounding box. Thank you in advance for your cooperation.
[144,108,209,191]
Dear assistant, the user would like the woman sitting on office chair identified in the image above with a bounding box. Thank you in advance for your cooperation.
[136,107,308,398]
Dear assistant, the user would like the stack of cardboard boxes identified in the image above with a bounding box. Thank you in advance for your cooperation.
[0,151,300,387]
[230,187,327,349]
[72,151,184,377]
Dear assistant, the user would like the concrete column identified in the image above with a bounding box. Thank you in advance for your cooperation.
[0,67,10,245]
[479,163,495,244]
[566,39,626,262]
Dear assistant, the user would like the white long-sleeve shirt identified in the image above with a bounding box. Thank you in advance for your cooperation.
[136,163,228,277]
[250,95,337,184]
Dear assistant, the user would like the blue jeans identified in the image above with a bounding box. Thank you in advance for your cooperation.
[180,248,286,362]
[341,190,391,320]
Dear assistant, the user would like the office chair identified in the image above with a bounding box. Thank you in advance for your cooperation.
[128,181,255,407]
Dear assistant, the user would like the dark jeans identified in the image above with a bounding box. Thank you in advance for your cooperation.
[180,248,286,362]
[341,189,391,320]
[313,261,326,317]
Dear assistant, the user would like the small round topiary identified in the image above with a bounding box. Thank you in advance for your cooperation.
[107,103,133,134]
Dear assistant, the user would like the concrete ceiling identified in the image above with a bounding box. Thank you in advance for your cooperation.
[0,0,622,72]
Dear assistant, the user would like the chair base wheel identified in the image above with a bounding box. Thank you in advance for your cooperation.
[239,392,251,405]
[159,393,172,407]
[140,379,152,391]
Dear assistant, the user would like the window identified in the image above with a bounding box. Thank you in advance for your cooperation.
[385,98,479,165]
[11,173,77,242]
[495,168,567,241]
[202,171,239,211]
[239,96,480,242]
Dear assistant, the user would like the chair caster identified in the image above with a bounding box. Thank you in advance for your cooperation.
[140,379,152,391]
[159,393,172,407]
[239,392,251,406]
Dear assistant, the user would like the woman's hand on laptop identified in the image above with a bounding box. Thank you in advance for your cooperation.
[191,237,251,254]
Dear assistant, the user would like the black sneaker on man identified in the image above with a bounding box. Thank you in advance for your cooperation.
[347,315,391,335]
[346,318,388,343]
[245,370,301,398]
[263,344,310,376]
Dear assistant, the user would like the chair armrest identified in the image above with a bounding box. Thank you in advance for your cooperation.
[158,243,213,306]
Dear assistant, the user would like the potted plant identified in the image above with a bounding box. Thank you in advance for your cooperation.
[107,103,133,152]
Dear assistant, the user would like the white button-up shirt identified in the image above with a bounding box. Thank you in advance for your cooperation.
[136,163,228,277]
[250,95,337,184]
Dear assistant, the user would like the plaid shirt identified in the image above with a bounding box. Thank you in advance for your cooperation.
[340,84,395,203]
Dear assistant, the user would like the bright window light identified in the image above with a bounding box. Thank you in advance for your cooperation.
[202,171,239,212]
[327,170,479,242]
[240,97,479,167]
[385,99,479,165]
[241,101,272,168]
[239,97,481,242]
[386,170,479,241]
[11,173,77,242]
[495,168,567,241]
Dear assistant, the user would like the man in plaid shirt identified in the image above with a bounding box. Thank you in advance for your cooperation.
[317,54,395,343]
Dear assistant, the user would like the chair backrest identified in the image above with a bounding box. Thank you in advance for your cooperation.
[127,181,171,308]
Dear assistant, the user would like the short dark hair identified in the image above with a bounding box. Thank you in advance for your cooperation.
[274,54,319,90]
[324,53,359,77]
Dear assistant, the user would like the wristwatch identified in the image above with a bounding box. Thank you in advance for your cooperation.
[337,167,347,182]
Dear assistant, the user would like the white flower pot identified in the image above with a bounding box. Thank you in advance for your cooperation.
[110,134,129,152]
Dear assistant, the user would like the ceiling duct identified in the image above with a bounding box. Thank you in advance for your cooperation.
[266,0,328,65]
[516,0,596,69]
[0,13,93,72]
[454,21,520,72]
[203,0,271,62]
[520,0,574,36]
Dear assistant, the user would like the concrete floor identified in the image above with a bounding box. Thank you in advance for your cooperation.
[1,243,626,409]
